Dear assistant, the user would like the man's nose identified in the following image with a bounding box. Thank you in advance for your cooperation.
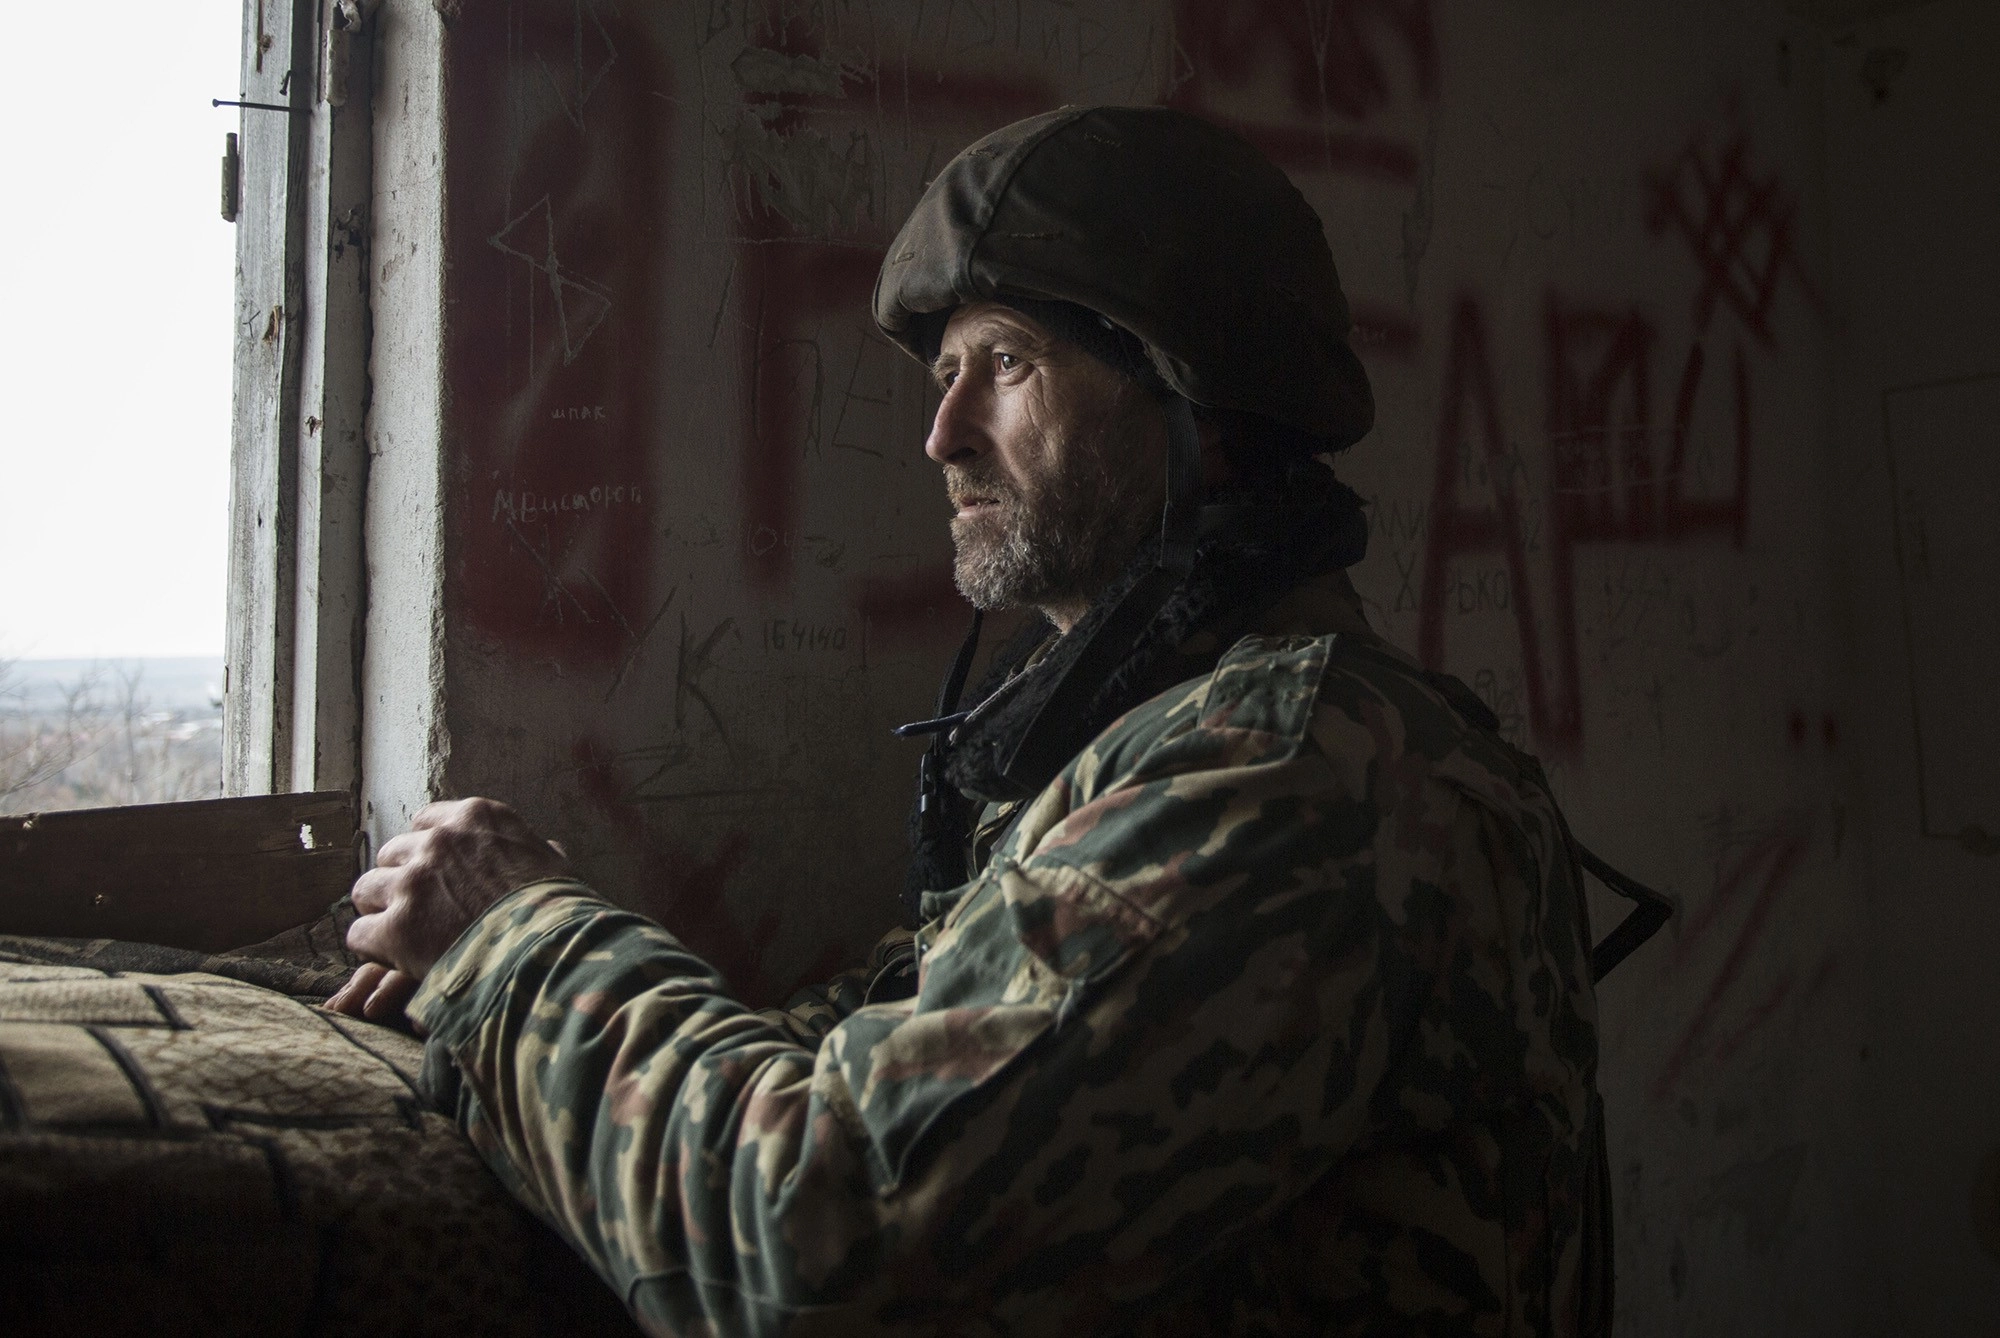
[924,377,986,466]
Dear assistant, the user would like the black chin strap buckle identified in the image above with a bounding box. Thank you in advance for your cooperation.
[892,611,985,742]
[893,711,971,740]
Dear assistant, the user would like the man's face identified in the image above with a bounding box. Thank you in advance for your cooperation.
[925,303,1166,630]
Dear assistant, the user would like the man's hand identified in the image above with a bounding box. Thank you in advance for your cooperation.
[342,797,572,984]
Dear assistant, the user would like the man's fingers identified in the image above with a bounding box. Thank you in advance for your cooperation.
[350,867,393,916]
[322,962,422,1032]
[412,797,511,832]
[327,962,386,1012]
[421,795,534,839]
[407,799,466,831]
[362,969,421,1024]
[374,829,428,869]
[345,909,398,971]
[324,962,387,1016]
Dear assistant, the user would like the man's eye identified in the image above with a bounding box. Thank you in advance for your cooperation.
[996,352,1020,372]
[940,371,958,390]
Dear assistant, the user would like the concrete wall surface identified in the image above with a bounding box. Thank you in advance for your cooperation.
[1820,0,2000,1330]
[350,0,1998,1329]
[361,0,450,837]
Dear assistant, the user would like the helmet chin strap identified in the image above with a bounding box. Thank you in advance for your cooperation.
[1157,394,1203,571]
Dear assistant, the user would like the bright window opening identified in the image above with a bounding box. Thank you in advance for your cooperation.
[0,7,240,813]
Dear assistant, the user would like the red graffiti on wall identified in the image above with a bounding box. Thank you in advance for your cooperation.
[449,2,1450,651]
[447,2,668,665]
[1645,116,1821,345]
[1417,120,1806,752]
[1417,292,1754,750]
[570,735,850,1004]
[854,564,965,635]
[1169,0,1436,181]
[1650,811,1815,1102]
[1417,299,1556,731]
[724,19,1055,594]
[735,242,887,590]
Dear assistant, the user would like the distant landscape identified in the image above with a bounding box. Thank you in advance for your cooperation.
[0,657,225,814]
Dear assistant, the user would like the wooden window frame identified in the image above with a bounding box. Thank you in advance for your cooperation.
[225,0,375,800]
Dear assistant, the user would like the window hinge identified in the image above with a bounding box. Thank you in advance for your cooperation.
[221,132,239,223]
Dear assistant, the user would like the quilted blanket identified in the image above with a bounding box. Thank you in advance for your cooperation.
[0,920,640,1337]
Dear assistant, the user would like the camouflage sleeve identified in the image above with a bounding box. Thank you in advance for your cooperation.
[753,927,917,1045]
[406,634,1589,1336]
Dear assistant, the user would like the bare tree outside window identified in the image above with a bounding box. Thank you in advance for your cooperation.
[0,659,224,815]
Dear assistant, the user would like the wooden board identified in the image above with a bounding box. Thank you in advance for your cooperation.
[0,792,358,954]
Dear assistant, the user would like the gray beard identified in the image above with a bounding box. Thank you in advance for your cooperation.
[947,447,1153,615]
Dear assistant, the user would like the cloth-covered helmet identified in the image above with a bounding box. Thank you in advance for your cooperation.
[872,104,1374,450]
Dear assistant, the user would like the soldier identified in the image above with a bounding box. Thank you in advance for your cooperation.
[330,106,1608,1336]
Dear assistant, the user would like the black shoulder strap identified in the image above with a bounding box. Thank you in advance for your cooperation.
[1572,840,1674,984]
[1421,664,1673,982]
[1338,641,1674,983]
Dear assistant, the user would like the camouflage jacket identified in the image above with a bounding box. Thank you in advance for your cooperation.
[409,572,1601,1336]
